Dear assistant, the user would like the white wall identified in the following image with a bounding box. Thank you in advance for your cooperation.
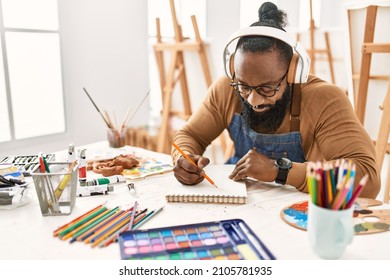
[0,0,149,156]
[1,0,386,159]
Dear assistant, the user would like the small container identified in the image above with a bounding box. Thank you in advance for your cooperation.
[107,128,126,148]
[307,201,354,259]
[31,162,78,216]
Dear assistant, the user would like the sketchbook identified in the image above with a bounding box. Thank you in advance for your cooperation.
[165,164,247,204]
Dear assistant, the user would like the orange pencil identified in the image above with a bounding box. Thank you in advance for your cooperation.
[90,216,131,248]
[53,204,104,237]
[172,142,218,188]
[83,210,131,244]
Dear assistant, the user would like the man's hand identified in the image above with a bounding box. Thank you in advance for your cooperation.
[173,154,210,185]
[229,148,278,182]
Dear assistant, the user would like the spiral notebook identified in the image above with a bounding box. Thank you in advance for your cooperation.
[165,164,247,204]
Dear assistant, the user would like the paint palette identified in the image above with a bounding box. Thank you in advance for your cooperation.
[118,219,276,260]
[280,199,390,235]
[122,158,173,180]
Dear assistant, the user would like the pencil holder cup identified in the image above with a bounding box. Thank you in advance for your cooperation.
[107,128,126,148]
[31,162,78,216]
[307,201,354,259]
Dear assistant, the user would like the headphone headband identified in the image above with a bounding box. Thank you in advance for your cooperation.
[223,26,310,83]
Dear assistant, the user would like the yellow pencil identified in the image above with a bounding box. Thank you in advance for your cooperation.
[172,142,218,188]
[54,160,77,200]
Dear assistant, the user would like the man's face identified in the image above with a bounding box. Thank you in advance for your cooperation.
[233,49,291,133]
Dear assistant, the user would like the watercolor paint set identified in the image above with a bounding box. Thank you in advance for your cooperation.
[118,218,275,260]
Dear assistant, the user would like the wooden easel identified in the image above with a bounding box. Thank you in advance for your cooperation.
[297,0,335,83]
[154,0,227,158]
[375,81,390,203]
[350,5,390,124]
[347,4,390,203]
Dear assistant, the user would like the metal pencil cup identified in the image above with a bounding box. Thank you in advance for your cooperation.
[32,162,78,216]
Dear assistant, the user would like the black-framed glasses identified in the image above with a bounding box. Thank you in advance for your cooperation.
[230,70,288,99]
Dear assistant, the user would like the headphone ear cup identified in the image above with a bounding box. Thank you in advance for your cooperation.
[228,53,235,79]
[287,52,299,84]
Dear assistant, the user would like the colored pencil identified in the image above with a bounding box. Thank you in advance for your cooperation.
[133,206,165,230]
[84,210,133,244]
[58,206,108,238]
[98,208,149,248]
[91,216,132,248]
[331,177,353,210]
[172,142,218,188]
[53,204,104,237]
[62,208,113,241]
[128,201,138,230]
[68,207,120,242]
[76,209,126,242]
[307,160,368,211]
[345,174,369,209]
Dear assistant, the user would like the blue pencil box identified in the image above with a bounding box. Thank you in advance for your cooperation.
[118,218,276,260]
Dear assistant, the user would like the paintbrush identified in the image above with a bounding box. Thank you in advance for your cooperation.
[121,88,151,129]
[83,87,112,129]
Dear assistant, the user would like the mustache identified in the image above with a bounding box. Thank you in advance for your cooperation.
[244,100,274,110]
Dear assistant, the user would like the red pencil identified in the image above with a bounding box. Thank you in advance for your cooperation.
[331,178,353,210]
[345,174,369,209]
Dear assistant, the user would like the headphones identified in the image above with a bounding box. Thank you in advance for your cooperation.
[223,26,310,84]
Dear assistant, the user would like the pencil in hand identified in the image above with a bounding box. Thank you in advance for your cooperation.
[172,142,218,188]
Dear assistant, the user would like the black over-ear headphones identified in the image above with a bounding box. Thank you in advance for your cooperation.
[223,26,311,84]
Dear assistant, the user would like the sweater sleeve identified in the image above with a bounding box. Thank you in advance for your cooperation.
[291,78,380,199]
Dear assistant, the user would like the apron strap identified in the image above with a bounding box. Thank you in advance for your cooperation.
[290,84,301,132]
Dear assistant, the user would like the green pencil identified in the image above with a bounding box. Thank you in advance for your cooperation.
[58,206,108,237]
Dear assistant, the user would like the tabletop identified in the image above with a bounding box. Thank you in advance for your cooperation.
[0,141,389,260]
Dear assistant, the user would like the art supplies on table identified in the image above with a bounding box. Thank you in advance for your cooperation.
[306,160,368,210]
[165,164,247,204]
[122,158,173,180]
[280,198,390,235]
[84,145,173,181]
[85,174,125,186]
[0,173,31,209]
[118,218,275,260]
[0,154,55,175]
[83,87,150,148]
[52,202,162,248]
[32,161,78,216]
[76,184,114,197]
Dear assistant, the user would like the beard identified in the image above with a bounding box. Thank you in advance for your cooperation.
[239,84,292,133]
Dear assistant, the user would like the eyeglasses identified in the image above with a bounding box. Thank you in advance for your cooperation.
[230,70,288,99]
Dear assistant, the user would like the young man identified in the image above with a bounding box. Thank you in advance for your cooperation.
[171,2,380,199]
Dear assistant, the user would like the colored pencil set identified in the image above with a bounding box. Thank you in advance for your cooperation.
[52,201,164,248]
[306,159,369,210]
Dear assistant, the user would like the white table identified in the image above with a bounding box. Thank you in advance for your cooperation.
[0,141,389,260]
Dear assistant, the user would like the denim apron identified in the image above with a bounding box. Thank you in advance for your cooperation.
[226,84,306,164]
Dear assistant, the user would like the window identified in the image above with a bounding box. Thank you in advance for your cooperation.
[0,0,65,143]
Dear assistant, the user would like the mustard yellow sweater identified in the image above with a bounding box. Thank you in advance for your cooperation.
[172,75,380,199]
